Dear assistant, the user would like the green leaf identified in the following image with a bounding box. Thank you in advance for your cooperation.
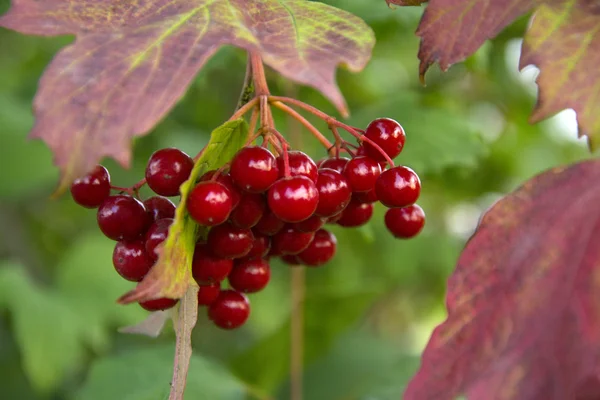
[119,119,249,304]
[75,345,246,400]
[0,235,147,394]
[0,0,374,192]
[231,291,378,392]
[278,331,420,400]
[0,263,89,393]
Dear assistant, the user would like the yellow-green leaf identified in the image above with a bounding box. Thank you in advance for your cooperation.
[119,119,248,304]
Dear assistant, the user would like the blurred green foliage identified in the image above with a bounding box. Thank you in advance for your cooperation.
[0,0,591,399]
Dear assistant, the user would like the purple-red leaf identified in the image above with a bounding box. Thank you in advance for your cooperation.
[392,0,600,148]
[0,0,374,192]
[405,159,600,400]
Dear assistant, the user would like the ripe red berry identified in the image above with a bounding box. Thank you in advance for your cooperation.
[191,244,233,284]
[297,229,337,266]
[375,166,421,208]
[230,146,279,193]
[277,151,318,182]
[187,181,233,226]
[292,215,325,233]
[244,234,271,260]
[139,297,179,311]
[145,218,173,260]
[314,168,352,217]
[317,157,350,174]
[145,148,194,196]
[144,196,176,221]
[208,290,250,329]
[112,240,154,282]
[336,200,373,227]
[228,259,271,293]
[70,165,111,208]
[253,210,285,236]
[343,156,381,192]
[97,195,150,241]
[229,192,265,229]
[384,204,426,238]
[353,188,378,204]
[271,227,315,255]
[267,176,319,223]
[197,282,221,306]
[363,118,406,161]
[199,170,241,209]
[207,224,254,259]
[325,212,343,224]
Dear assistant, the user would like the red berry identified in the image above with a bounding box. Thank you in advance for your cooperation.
[145,148,194,196]
[199,170,241,209]
[191,244,233,284]
[208,290,250,329]
[207,224,254,259]
[375,166,421,208]
[267,176,319,223]
[187,181,233,226]
[353,188,378,204]
[271,227,315,255]
[145,218,173,260]
[70,165,111,208]
[230,146,278,193]
[280,254,301,266]
[139,297,179,311]
[297,229,337,266]
[292,215,326,233]
[343,156,381,192]
[317,157,350,174]
[253,210,285,236]
[314,168,352,217]
[197,282,221,306]
[244,234,271,260]
[228,259,271,293]
[97,195,150,241]
[229,192,265,229]
[363,118,406,161]
[277,151,318,182]
[337,200,373,227]
[144,196,176,221]
[112,240,154,282]
[384,204,425,238]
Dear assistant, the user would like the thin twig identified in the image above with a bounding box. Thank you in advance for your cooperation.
[236,56,255,110]
[270,101,333,152]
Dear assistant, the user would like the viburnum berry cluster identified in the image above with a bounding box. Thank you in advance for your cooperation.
[69,116,424,330]
[68,56,424,331]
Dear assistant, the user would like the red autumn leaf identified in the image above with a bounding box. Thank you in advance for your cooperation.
[0,0,374,193]
[390,0,600,148]
[404,159,600,400]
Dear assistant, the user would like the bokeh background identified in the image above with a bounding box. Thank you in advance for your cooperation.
[0,1,591,399]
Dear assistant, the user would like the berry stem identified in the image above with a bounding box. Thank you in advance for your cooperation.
[271,101,334,153]
[343,127,395,167]
[229,97,259,122]
[248,106,260,137]
[250,52,270,96]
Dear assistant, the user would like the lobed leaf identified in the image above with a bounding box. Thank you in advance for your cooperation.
[75,344,246,400]
[390,0,600,147]
[520,0,600,149]
[118,119,248,304]
[405,159,600,399]
[0,0,374,192]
